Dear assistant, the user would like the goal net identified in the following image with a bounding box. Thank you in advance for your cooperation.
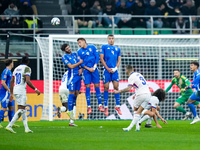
[35,35,200,121]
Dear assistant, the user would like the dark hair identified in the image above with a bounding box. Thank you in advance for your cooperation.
[126,65,133,72]
[107,34,114,37]
[191,61,199,68]
[21,56,29,64]
[173,69,180,72]
[77,38,86,42]
[152,89,166,102]
[60,43,69,51]
[5,59,13,66]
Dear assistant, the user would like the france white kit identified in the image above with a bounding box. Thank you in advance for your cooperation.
[59,71,69,103]
[13,64,31,106]
[128,72,151,108]
[141,96,159,115]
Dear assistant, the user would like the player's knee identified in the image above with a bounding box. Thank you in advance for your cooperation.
[157,106,160,111]
[173,104,178,108]
[114,86,118,90]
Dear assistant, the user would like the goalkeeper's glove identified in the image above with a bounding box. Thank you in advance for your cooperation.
[111,67,118,72]
[93,64,97,70]
[180,88,186,93]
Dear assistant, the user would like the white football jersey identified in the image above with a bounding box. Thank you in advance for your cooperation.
[145,96,159,110]
[13,64,31,95]
[59,71,68,89]
[128,72,150,95]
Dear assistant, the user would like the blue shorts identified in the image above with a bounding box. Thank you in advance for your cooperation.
[67,75,81,91]
[0,91,14,108]
[83,68,100,85]
[103,69,119,84]
[189,92,200,101]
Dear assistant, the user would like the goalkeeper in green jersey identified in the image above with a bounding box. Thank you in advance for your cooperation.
[165,69,200,120]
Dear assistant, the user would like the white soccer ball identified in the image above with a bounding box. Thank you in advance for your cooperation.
[51,17,60,26]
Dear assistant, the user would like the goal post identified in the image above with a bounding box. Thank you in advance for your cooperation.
[36,34,200,121]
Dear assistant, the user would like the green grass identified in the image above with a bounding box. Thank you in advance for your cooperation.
[0,120,200,150]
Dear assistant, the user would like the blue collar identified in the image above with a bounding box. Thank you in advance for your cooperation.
[130,72,134,75]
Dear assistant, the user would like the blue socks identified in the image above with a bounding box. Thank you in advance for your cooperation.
[86,87,91,107]
[0,110,5,123]
[68,94,75,111]
[95,87,102,105]
[8,110,14,122]
[188,103,197,117]
[115,93,120,106]
[72,96,77,108]
[104,91,108,107]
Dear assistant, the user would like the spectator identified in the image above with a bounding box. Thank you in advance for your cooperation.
[165,0,183,10]
[101,0,115,8]
[0,14,9,34]
[145,0,163,28]
[90,0,103,27]
[116,0,133,28]
[0,0,10,14]
[159,3,170,27]
[194,0,200,8]
[9,17,20,33]
[131,0,146,28]
[191,17,200,34]
[74,1,93,33]
[181,0,197,15]
[198,6,200,15]
[4,1,19,19]
[102,2,119,27]
[19,1,34,15]
[173,15,188,34]
[126,0,135,8]
[116,0,121,8]
[18,0,38,15]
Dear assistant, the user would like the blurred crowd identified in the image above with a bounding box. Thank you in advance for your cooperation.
[0,0,42,34]
[71,0,200,34]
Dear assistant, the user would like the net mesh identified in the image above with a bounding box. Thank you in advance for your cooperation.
[36,35,200,120]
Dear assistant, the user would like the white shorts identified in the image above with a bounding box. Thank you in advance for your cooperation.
[59,87,69,103]
[133,93,151,108]
[14,94,27,106]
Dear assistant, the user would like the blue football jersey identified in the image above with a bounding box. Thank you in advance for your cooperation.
[77,45,99,68]
[192,69,200,90]
[62,53,80,78]
[0,68,12,94]
[100,44,121,68]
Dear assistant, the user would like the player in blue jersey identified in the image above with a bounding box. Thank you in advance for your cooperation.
[0,59,19,128]
[77,38,104,114]
[185,61,200,124]
[100,34,122,116]
[61,43,84,122]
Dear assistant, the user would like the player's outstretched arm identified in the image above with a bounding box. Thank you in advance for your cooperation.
[113,85,132,94]
[155,110,167,124]
[100,54,113,73]
[9,76,14,102]
[25,76,40,95]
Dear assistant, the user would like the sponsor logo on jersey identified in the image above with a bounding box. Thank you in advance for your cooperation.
[89,48,92,52]
[107,47,110,49]
[86,52,89,55]
[115,48,118,51]
[179,79,183,85]
[82,52,84,54]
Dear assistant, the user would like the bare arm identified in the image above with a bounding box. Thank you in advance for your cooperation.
[116,56,121,68]
[100,54,113,73]
[1,80,10,92]
[25,76,40,95]
[114,85,132,94]
[155,110,168,124]
[9,77,14,102]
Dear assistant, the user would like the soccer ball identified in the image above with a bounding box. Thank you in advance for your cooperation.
[51,17,60,26]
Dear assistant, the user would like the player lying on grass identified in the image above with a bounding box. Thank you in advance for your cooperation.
[60,43,83,126]
[113,65,151,131]
[165,69,200,120]
[6,56,40,133]
[0,59,19,128]
[185,61,200,124]
[100,34,122,116]
[57,71,78,126]
[137,89,167,130]
[77,38,104,114]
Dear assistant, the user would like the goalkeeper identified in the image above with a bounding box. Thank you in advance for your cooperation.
[165,69,200,120]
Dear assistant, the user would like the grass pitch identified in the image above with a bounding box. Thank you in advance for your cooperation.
[0,120,200,150]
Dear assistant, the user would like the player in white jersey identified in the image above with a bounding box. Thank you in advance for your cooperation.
[114,65,151,131]
[137,89,167,130]
[57,71,78,126]
[6,56,40,133]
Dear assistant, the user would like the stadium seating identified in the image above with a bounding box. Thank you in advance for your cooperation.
[120,27,133,35]
[134,27,147,35]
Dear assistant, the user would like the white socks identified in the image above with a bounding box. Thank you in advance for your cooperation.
[61,106,67,112]
[7,109,23,127]
[139,115,150,124]
[73,106,76,119]
[22,109,29,131]
[128,113,141,130]
[146,117,153,125]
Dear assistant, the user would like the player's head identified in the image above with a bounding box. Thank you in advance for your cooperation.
[77,38,87,48]
[5,59,13,68]
[126,65,133,75]
[190,61,199,72]
[152,88,166,102]
[21,56,30,65]
[61,43,71,54]
[173,69,180,78]
[107,34,114,45]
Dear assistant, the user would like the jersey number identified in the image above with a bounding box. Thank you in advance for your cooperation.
[15,73,21,85]
[139,76,146,85]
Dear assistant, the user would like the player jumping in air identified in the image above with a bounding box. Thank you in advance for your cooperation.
[165,69,200,120]
[114,65,151,131]
[0,59,19,128]
[6,56,41,133]
[185,61,200,124]
[77,38,104,114]
[137,89,167,130]
[60,44,83,124]
[100,34,121,116]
